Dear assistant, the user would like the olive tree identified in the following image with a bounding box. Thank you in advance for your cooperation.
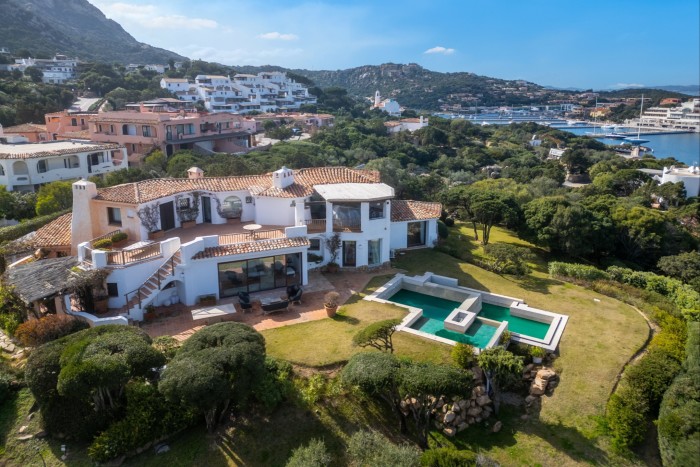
[159,322,266,432]
[352,318,401,353]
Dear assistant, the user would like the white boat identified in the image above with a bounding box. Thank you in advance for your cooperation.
[625,95,650,145]
[601,124,616,131]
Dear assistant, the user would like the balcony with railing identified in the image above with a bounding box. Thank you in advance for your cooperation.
[303,219,326,233]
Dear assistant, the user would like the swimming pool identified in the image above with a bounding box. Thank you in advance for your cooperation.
[365,272,569,351]
[390,289,498,348]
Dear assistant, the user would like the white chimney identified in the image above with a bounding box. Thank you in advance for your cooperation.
[71,180,98,254]
[187,166,204,179]
[272,166,294,189]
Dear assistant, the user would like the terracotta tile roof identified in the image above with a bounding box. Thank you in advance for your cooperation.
[391,200,442,222]
[94,167,382,204]
[31,213,72,247]
[2,123,48,133]
[191,237,309,259]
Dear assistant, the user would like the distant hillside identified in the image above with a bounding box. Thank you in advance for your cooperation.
[235,63,554,110]
[0,0,185,64]
[650,85,700,95]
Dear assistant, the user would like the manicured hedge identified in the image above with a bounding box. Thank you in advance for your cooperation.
[548,261,610,282]
[14,314,88,347]
[0,210,69,244]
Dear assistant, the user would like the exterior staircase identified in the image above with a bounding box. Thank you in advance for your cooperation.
[122,250,181,320]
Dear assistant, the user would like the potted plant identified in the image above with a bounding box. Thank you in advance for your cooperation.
[323,291,340,317]
[110,231,128,248]
[530,346,546,364]
[137,203,162,239]
[324,233,341,273]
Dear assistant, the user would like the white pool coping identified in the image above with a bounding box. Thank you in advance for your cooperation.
[364,272,568,351]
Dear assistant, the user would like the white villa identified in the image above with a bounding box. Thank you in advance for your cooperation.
[0,138,127,192]
[34,166,441,322]
[660,165,700,198]
[161,72,316,114]
[384,117,429,133]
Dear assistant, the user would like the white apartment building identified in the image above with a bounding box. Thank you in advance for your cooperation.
[0,139,128,192]
[636,98,700,133]
[161,72,316,114]
[11,55,79,84]
[660,165,700,198]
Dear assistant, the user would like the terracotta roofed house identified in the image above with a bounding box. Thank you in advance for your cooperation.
[35,165,441,322]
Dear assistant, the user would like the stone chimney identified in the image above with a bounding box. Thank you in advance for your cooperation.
[272,166,294,189]
[71,180,98,254]
[187,166,204,179]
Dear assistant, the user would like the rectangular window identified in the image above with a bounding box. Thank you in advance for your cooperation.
[107,207,122,226]
[37,160,47,173]
[368,239,381,266]
[177,197,190,209]
[407,221,426,247]
[110,125,114,134]
[142,125,152,137]
[107,283,119,297]
[71,118,77,126]
[309,238,321,251]
[369,201,385,219]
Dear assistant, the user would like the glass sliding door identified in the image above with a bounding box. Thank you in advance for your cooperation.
[368,239,381,266]
[218,253,302,297]
[407,221,426,247]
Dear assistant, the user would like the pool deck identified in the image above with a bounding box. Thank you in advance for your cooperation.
[364,272,568,351]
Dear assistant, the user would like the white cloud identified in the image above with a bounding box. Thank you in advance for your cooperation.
[91,1,218,30]
[258,32,299,41]
[424,46,455,55]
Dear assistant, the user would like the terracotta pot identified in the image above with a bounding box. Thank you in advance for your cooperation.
[148,230,164,240]
[111,240,128,248]
[326,263,339,273]
[181,220,196,229]
[324,305,338,317]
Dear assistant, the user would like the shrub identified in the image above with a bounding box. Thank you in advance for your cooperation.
[285,438,332,467]
[15,314,88,347]
[0,313,21,337]
[152,335,180,361]
[88,381,196,463]
[548,261,610,282]
[255,356,293,411]
[437,220,449,239]
[483,243,534,276]
[530,346,547,359]
[420,447,477,466]
[92,238,113,249]
[347,430,421,467]
[624,348,682,413]
[0,370,14,401]
[451,342,477,370]
[444,217,455,227]
[606,384,649,452]
[110,232,128,243]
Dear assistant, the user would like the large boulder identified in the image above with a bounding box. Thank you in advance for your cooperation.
[530,377,547,396]
[467,406,482,417]
[443,427,456,437]
[476,395,491,406]
[492,421,503,433]
[444,411,457,424]
[537,368,556,381]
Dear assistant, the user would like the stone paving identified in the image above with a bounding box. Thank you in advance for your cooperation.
[139,269,390,342]
[0,329,23,359]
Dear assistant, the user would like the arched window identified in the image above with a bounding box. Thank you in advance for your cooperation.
[222,196,243,218]
[0,164,5,176]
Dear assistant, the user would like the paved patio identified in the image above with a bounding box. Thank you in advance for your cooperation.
[140,269,387,341]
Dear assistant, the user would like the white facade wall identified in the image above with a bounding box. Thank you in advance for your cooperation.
[254,197,297,226]
[661,167,700,198]
[0,147,127,192]
[389,219,438,250]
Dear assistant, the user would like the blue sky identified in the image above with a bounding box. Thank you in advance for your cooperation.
[89,0,699,89]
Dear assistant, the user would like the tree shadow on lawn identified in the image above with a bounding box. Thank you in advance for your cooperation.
[0,393,21,456]
[505,274,562,295]
[331,313,360,325]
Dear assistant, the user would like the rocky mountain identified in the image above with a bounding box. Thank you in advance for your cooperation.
[0,0,184,64]
[234,63,562,110]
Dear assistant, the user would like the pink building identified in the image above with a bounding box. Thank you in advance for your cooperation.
[1,123,50,142]
[88,102,257,165]
[45,111,96,140]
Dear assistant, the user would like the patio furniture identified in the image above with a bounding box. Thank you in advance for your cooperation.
[287,285,303,304]
[261,299,289,315]
[238,291,253,312]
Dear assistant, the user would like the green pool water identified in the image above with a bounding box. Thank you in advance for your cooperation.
[389,288,551,344]
[479,303,550,339]
[390,289,497,348]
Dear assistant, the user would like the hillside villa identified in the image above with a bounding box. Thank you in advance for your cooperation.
[30,166,441,322]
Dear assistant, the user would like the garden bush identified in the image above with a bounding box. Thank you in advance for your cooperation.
[285,438,332,467]
[88,381,196,463]
[0,370,14,401]
[14,314,88,347]
[254,356,293,411]
[623,348,682,413]
[437,220,449,239]
[152,335,180,361]
[606,384,649,453]
[451,342,477,370]
[548,261,610,282]
[92,238,113,249]
[110,232,128,243]
[444,217,455,227]
[347,429,421,467]
[420,447,477,466]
